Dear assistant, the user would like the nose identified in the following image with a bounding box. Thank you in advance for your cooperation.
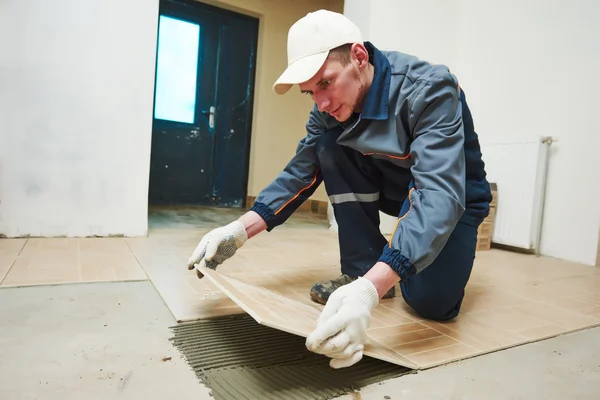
[314,92,331,113]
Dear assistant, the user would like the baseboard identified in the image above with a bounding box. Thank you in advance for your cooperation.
[490,242,536,255]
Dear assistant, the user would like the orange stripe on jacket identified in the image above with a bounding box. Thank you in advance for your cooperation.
[275,169,321,215]
[388,187,415,247]
[364,152,411,160]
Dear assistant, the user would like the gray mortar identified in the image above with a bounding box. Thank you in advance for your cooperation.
[169,314,412,400]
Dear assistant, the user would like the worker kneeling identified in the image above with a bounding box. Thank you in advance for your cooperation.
[187,10,493,369]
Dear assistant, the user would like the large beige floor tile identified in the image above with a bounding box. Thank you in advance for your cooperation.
[79,253,147,282]
[199,266,419,369]
[2,250,80,287]
[0,239,27,283]
[129,251,243,321]
[128,220,342,321]
[1,238,147,287]
[195,247,600,370]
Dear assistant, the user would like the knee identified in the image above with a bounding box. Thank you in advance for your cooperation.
[402,290,465,321]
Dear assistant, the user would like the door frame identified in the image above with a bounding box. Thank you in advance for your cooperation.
[149,0,259,208]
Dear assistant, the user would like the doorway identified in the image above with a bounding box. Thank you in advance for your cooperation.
[148,0,259,208]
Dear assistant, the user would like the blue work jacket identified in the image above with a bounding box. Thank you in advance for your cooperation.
[250,42,492,279]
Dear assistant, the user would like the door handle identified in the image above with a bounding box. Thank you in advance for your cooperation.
[202,106,216,129]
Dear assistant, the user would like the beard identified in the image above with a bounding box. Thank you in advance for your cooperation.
[349,65,368,114]
[335,82,365,122]
[331,65,369,122]
[350,82,366,113]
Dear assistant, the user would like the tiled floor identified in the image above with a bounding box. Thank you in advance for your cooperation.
[200,254,600,370]
[1,206,599,371]
[0,239,26,283]
[1,238,147,287]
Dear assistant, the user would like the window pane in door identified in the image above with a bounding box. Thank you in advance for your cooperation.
[154,15,200,124]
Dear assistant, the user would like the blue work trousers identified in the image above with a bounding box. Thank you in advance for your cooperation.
[315,129,479,321]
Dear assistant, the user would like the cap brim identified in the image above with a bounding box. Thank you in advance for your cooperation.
[272,51,329,95]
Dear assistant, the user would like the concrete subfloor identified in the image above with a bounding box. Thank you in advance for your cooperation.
[1,279,599,400]
[338,327,600,400]
[0,281,211,400]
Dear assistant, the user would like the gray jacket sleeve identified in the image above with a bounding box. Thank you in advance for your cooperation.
[249,105,325,230]
[378,72,466,279]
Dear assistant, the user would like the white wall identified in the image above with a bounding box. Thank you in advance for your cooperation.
[343,0,600,265]
[0,0,159,237]
[452,0,600,265]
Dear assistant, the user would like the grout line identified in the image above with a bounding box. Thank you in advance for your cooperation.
[123,238,185,323]
[0,257,19,287]
[371,327,433,338]
[367,335,419,368]
[124,239,151,282]
[417,319,505,351]
[16,238,28,257]
[408,341,478,357]
[0,238,29,287]
[0,278,151,290]
[389,332,453,348]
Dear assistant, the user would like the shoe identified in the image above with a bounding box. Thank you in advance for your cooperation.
[310,274,396,305]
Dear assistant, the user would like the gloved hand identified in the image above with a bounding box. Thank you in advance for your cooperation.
[187,220,248,277]
[305,277,379,368]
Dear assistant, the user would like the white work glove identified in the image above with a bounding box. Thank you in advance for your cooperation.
[187,220,248,277]
[305,277,379,369]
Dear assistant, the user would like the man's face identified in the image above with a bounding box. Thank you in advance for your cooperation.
[298,56,365,122]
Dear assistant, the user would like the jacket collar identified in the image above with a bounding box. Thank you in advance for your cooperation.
[359,42,391,120]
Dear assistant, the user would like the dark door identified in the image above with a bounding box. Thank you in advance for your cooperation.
[148,0,258,207]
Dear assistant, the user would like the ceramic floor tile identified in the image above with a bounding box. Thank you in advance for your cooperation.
[516,301,598,331]
[16,238,78,259]
[518,323,566,339]
[201,267,323,336]
[129,227,342,321]
[369,322,430,339]
[79,253,147,282]
[391,335,460,356]
[465,306,551,334]
[571,292,600,306]
[370,305,415,326]
[543,296,600,316]
[1,238,147,287]
[434,312,524,348]
[419,319,505,352]
[460,285,527,313]
[78,238,133,254]
[196,248,600,370]
[199,265,419,369]
[379,297,427,321]
[373,326,443,348]
[130,252,243,321]
[407,342,479,367]
[1,253,80,287]
[0,239,27,283]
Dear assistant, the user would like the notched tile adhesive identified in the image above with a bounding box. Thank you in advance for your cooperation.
[169,314,412,400]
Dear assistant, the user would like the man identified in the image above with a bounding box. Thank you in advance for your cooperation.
[187,10,492,369]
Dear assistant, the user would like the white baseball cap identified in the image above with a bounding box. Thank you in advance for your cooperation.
[273,10,363,95]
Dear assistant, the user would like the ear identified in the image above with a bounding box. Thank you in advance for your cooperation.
[350,43,369,69]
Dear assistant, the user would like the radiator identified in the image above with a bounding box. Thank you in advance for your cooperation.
[327,137,555,253]
[479,137,554,252]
